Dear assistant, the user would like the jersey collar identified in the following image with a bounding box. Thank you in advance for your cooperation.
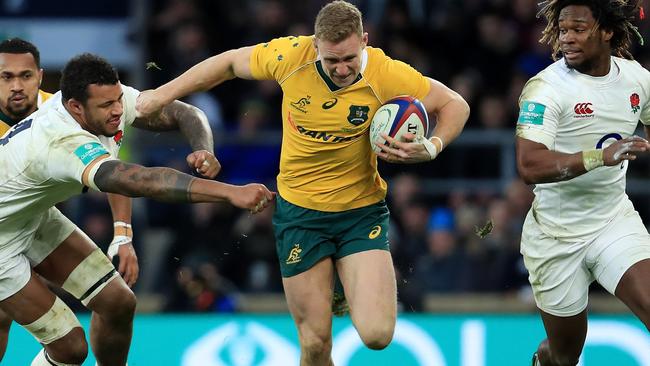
[0,108,20,127]
[315,48,368,92]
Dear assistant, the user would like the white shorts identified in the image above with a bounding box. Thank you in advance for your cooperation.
[0,207,76,300]
[521,204,650,317]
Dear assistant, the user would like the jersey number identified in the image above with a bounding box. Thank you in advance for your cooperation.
[0,119,32,146]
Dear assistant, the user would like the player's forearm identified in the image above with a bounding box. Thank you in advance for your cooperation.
[516,145,587,184]
[107,193,133,237]
[429,96,470,151]
[107,193,132,223]
[94,161,233,203]
[156,51,238,104]
[174,103,214,152]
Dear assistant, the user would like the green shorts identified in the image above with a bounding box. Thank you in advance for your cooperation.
[273,195,390,277]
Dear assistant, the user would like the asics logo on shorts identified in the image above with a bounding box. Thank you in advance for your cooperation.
[286,244,302,264]
[368,225,382,239]
[574,102,594,117]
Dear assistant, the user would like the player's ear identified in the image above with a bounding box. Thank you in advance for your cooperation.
[361,32,368,48]
[602,28,613,42]
[37,69,43,86]
[65,98,84,116]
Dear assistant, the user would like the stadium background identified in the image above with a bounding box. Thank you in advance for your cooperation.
[3,0,650,364]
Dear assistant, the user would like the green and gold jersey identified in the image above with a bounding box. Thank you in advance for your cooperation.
[250,35,430,212]
[0,89,52,136]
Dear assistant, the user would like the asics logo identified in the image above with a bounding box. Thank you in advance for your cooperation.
[574,102,594,115]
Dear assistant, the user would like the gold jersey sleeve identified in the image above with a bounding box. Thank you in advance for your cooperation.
[250,36,316,82]
[249,36,430,212]
[363,47,430,102]
[0,89,53,136]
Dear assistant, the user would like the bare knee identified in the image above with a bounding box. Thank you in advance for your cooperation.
[298,323,332,359]
[45,328,88,364]
[108,287,136,320]
[94,285,136,322]
[358,322,394,350]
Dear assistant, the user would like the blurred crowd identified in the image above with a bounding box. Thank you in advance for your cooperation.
[55,0,650,312]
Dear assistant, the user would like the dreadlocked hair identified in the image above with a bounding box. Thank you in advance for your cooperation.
[538,0,644,60]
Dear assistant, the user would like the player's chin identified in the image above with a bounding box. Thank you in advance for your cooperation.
[103,127,120,137]
[7,103,32,117]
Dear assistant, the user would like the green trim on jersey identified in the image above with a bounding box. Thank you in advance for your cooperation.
[315,60,362,92]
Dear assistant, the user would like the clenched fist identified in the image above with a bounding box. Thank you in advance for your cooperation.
[228,183,276,214]
[187,150,221,178]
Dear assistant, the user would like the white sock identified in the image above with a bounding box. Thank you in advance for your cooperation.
[31,349,81,366]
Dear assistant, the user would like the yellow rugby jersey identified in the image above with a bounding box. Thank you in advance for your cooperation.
[250,35,430,211]
[0,89,52,136]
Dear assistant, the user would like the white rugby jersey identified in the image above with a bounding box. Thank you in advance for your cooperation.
[0,84,139,253]
[517,57,650,238]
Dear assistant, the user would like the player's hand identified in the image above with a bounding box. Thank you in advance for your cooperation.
[375,133,436,164]
[108,237,139,288]
[228,183,276,214]
[187,150,221,178]
[603,135,650,165]
[136,89,169,118]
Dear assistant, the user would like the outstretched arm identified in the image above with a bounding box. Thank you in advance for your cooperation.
[131,100,213,151]
[87,159,274,212]
[131,100,220,177]
[136,46,255,115]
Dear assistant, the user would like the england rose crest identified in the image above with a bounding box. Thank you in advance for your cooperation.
[631,93,640,113]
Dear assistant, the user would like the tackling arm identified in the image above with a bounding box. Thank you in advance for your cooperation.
[87,159,274,212]
[132,100,213,152]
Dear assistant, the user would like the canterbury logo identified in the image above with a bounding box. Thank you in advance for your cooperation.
[286,244,302,264]
[574,102,594,115]
[369,225,382,239]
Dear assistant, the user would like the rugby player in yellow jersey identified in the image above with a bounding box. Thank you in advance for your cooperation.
[137,1,469,364]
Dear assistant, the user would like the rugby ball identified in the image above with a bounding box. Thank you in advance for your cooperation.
[369,96,429,153]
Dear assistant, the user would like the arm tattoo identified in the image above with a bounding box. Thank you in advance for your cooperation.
[95,160,196,202]
[132,100,214,152]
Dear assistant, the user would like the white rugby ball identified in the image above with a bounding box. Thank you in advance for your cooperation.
[369,96,429,153]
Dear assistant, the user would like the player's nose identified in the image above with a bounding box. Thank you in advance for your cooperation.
[9,79,24,91]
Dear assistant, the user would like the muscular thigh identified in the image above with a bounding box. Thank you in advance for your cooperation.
[336,250,396,324]
[0,270,56,325]
[282,257,334,337]
[33,228,99,286]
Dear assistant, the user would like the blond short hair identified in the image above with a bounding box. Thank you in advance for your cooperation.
[314,1,363,43]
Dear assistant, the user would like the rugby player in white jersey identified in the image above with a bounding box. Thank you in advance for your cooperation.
[516,1,650,365]
[0,38,221,363]
[0,53,274,366]
[0,38,143,362]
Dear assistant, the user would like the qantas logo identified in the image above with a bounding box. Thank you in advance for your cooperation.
[574,102,594,118]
